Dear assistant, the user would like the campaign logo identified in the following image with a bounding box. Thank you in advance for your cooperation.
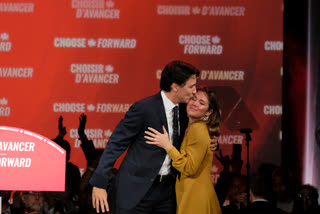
[157,5,245,16]
[53,102,131,113]
[200,70,245,81]
[0,98,10,117]
[71,63,119,84]
[179,35,223,55]
[0,33,12,52]
[70,128,112,149]
[71,0,120,19]
[0,2,34,13]
[54,37,136,49]
[264,41,283,51]
[0,67,34,78]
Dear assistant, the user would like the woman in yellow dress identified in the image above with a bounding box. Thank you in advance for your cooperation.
[145,87,222,214]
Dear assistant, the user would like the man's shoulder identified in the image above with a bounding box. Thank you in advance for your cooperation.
[135,92,161,105]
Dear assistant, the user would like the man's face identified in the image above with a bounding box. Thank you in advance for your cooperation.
[298,188,317,211]
[272,176,287,200]
[21,192,44,213]
[175,75,197,103]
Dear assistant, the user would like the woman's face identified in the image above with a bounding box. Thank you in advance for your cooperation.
[187,91,211,120]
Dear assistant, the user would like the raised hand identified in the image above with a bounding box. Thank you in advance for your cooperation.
[58,116,66,138]
[215,149,230,171]
[144,126,173,151]
[78,113,87,137]
[231,157,243,174]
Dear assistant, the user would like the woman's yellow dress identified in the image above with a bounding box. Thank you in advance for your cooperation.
[167,122,222,214]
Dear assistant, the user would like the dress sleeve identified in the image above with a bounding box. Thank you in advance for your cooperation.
[167,123,210,176]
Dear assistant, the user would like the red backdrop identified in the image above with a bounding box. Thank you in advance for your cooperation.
[0,0,283,182]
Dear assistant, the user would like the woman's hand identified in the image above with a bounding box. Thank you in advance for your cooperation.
[144,126,173,151]
[210,136,219,151]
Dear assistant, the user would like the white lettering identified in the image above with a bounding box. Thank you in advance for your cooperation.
[218,135,243,145]
[200,70,245,81]
[264,41,283,51]
[71,0,104,9]
[54,38,86,48]
[0,67,33,78]
[179,35,211,45]
[184,45,223,55]
[157,5,190,15]
[71,64,104,73]
[264,105,282,115]
[203,6,245,16]
[0,107,10,116]
[96,103,131,113]
[0,158,31,167]
[53,103,86,113]
[97,38,136,48]
[0,42,12,52]
[0,3,34,13]
[0,142,35,152]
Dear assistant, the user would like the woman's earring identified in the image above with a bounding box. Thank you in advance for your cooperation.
[203,115,209,121]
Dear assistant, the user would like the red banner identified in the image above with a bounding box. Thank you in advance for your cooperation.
[0,126,66,191]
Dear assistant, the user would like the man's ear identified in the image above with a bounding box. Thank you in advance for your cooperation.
[171,83,179,92]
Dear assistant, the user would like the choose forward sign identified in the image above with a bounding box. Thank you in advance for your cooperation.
[0,126,66,191]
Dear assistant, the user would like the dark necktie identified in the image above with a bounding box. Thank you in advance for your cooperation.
[172,106,179,148]
[172,106,180,177]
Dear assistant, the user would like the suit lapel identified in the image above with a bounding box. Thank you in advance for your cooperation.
[154,92,168,132]
[154,93,188,150]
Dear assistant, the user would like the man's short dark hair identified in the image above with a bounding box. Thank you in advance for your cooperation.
[250,174,272,200]
[160,61,200,92]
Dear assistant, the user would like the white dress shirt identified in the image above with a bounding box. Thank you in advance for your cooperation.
[158,90,179,175]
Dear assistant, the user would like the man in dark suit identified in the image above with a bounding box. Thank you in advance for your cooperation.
[89,61,200,214]
[247,175,285,214]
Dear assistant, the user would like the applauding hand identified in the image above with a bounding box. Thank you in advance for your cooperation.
[58,116,66,138]
[144,126,173,151]
[78,113,87,138]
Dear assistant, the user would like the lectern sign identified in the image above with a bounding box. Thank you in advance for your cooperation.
[0,126,66,191]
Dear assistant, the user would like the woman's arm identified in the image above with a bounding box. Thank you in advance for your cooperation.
[168,123,209,176]
[145,123,210,176]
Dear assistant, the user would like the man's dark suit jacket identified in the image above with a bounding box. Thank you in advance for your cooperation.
[89,92,188,209]
[247,201,285,214]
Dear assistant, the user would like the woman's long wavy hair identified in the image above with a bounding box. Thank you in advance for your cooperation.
[197,86,221,137]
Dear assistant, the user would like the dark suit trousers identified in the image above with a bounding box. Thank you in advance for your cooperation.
[115,175,176,214]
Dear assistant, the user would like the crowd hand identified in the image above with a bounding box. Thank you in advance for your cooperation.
[11,191,22,208]
[230,157,243,174]
[92,187,109,213]
[78,113,87,137]
[144,126,173,151]
[215,149,230,171]
[58,116,66,138]
[210,136,219,151]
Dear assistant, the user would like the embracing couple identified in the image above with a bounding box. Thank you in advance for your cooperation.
[90,61,222,214]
